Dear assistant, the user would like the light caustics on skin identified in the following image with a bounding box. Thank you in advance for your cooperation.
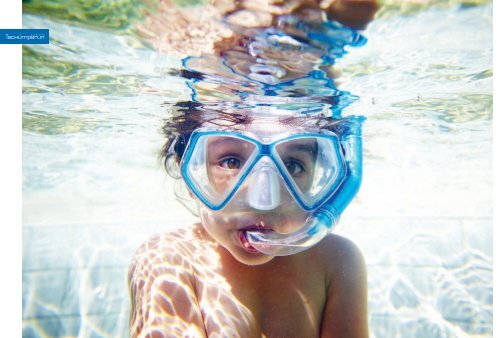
[128,229,260,337]
[128,227,323,336]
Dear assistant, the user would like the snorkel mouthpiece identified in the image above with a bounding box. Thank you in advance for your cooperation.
[246,209,340,256]
[247,116,364,256]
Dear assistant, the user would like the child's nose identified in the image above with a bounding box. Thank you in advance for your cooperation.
[247,160,280,211]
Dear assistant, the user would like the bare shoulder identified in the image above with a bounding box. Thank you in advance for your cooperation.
[129,228,191,278]
[316,233,366,279]
[128,225,215,281]
[313,234,368,338]
[306,233,366,281]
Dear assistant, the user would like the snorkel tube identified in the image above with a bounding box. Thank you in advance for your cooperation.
[246,116,365,256]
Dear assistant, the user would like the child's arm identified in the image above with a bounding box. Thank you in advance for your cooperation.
[128,234,207,337]
[320,236,369,338]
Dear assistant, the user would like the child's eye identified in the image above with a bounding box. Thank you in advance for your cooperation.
[219,157,242,170]
[284,160,305,176]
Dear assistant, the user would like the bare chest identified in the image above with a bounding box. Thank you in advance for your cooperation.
[195,258,326,337]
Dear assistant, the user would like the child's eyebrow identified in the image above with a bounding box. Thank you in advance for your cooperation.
[208,137,251,149]
[280,142,318,155]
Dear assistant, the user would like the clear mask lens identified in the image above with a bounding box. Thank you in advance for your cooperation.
[185,135,258,208]
[274,136,345,209]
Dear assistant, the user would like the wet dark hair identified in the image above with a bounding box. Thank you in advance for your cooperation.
[160,101,350,179]
[160,102,252,178]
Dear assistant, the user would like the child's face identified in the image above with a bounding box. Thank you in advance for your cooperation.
[195,119,314,265]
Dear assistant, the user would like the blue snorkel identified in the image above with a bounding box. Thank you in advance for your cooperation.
[247,115,364,256]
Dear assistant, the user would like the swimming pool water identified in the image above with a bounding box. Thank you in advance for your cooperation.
[22,1,492,337]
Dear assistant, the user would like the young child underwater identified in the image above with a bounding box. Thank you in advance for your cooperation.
[128,1,378,337]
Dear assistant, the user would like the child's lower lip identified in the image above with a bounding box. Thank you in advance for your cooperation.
[237,230,260,254]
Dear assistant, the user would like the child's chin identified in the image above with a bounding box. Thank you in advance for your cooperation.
[231,249,276,266]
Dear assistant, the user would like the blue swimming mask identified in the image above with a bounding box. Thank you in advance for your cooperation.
[181,115,364,256]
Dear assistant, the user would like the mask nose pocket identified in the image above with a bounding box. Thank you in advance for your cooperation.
[247,160,281,210]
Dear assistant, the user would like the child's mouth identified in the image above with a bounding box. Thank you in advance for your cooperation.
[237,225,273,254]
